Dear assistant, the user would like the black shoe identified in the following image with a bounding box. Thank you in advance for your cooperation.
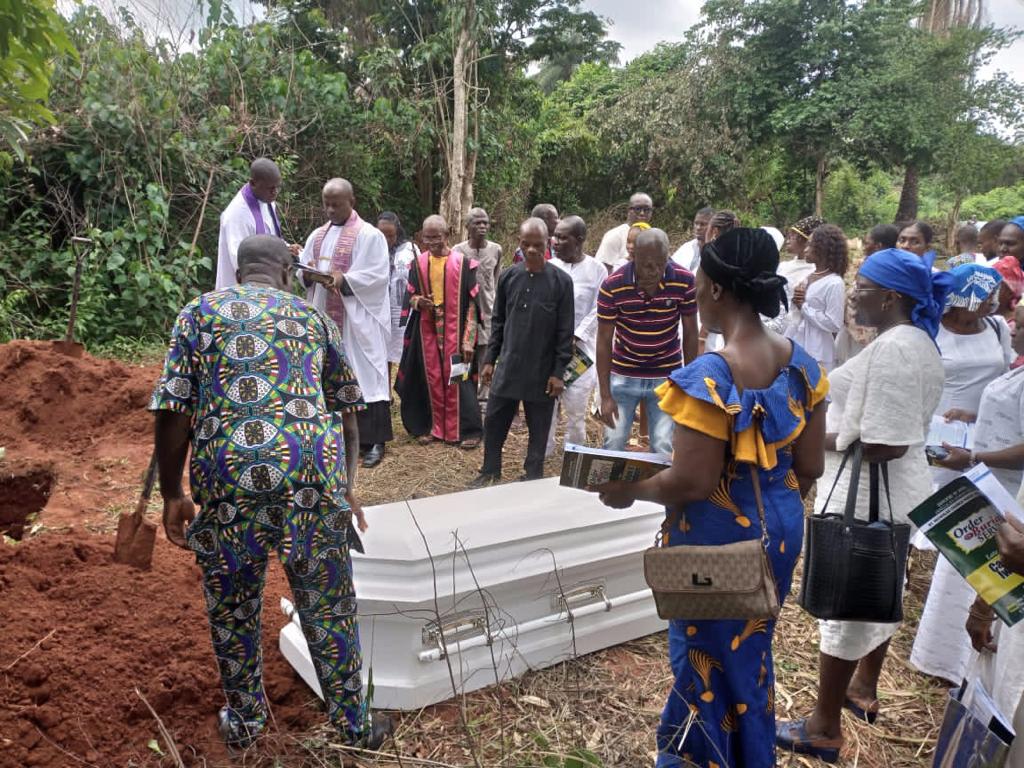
[362,443,385,468]
[468,472,500,489]
[518,473,542,482]
[217,706,263,750]
[350,712,394,751]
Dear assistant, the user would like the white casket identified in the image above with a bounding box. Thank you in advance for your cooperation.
[279,477,665,710]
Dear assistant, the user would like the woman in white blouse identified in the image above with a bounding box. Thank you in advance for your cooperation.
[911,264,1012,685]
[785,224,848,372]
[933,302,1024,719]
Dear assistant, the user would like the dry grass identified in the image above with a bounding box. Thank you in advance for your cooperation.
[236,406,948,767]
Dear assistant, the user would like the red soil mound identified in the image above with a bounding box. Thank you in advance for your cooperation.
[0,341,161,529]
[0,533,319,768]
[0,340,154,450]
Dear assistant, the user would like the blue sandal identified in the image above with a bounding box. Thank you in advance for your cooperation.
[843,696,880,724]
[775,718,843,764]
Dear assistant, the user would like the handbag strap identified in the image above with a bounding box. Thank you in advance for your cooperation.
[842,442,865,525]
[868,461,896,524]
[819,441,855,513]
[748,463,771,550]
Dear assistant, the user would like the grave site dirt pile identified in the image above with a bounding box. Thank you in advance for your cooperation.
[0,341,319,767]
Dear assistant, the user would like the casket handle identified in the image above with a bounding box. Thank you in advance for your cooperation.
[553,583,611,616]
[421,612,491,659]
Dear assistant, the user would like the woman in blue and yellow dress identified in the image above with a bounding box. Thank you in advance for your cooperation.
[592,227,828,768]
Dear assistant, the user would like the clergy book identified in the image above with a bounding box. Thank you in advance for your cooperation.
[909,464,1024,627]
[559,443,671,490]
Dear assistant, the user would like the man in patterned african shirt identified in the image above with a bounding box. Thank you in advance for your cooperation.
[151,235,392,750]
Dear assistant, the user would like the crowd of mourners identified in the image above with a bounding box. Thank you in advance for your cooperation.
[149,157,1024,765]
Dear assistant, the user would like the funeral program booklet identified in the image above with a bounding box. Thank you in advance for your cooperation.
[559,443,671,489]
[562,346,594,387]
[909,463,1024,627]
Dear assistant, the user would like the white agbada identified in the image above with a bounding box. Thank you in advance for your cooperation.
[670,238,701,274]
[784,273,846,372]
[216,187,281,290]
[595,222,630,267]
[546,254,605,454]
[817,324,944,661]
[911,365,1024,688]
[299,219,392,404]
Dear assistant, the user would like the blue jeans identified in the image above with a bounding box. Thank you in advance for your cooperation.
[603,373,674,454]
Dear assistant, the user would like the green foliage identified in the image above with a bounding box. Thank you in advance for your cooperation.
[822,163,899,235]
[0,0,76,163]
[962,183,1024,221]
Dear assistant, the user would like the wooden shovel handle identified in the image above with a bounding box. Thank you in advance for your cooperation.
[134,453,158,520]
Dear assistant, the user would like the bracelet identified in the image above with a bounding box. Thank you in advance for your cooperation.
[968,605,995,622]
[969,451,979,467]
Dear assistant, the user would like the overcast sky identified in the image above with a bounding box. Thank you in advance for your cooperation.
[583,0,1024,86]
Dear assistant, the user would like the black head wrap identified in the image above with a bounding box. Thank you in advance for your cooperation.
[700,227,789,318]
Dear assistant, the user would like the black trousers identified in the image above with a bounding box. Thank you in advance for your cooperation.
[481,395,555,479]
[357,400,394,449]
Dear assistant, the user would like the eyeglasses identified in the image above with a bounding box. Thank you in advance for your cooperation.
[629,205,652,212]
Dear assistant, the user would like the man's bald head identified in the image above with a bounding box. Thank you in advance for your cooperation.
[633,228,670,287]
[518,217,550,268]
[236,235,292,289]
[531,203,559,236]
[421,214,450,257]
[249,158,282,203]
[323,178,354,198]
[322,178,355,224]
[553,215,586,263]
[627,192,653,225]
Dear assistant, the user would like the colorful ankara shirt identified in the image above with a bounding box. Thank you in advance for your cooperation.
[596,261,697,378]
[150,284,365,567]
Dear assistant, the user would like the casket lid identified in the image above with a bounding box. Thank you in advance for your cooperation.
[357,477,662,562]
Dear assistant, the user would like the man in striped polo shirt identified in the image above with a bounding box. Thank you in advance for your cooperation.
[596,228,698,454]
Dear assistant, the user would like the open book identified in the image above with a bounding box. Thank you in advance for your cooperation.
[559,443,671,490]
[909,464,1024,627]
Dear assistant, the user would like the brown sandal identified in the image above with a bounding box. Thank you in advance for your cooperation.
[416,435,435,446]
[459,438,480,450]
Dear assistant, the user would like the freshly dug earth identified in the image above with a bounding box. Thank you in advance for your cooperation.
[0,535,318,768]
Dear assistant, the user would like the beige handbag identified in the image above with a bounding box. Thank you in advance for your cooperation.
[643,464,780,621]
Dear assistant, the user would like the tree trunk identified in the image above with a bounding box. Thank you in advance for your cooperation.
[814,155,828,217]
[439,1,474,236]
[895,164,919,224]
[946,194,963,254]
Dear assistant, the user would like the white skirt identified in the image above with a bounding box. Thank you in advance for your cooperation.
[909,557,976,684]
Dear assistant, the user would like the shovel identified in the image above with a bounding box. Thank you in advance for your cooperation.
[113,452,159,570]
[53,236,93,358]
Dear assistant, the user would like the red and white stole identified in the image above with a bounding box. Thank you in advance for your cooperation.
[312,210,363,332]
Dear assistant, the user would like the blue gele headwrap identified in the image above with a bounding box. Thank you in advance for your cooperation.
[858,248,953,339]
[945,263,1002,313]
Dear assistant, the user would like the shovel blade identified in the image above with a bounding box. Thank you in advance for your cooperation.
[113,512,157,570]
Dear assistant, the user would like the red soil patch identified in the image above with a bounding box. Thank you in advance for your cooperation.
[0,534,321,768]
[0,340,158,530]
[0,342,329,767]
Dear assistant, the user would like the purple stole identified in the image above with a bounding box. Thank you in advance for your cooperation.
[240,183,281,237]
[311,211,364,333]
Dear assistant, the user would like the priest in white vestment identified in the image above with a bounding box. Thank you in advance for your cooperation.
[299,178,393,468]
[216,158,299,290]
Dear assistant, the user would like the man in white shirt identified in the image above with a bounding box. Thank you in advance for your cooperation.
[547,215,606,456]
[216,158,299,289]
[299,178,393,468]
[594,193,654,271]
[670,206,713,273]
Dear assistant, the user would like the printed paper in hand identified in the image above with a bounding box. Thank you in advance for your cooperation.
[909,463,1024,626]
[559,443,671,490]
